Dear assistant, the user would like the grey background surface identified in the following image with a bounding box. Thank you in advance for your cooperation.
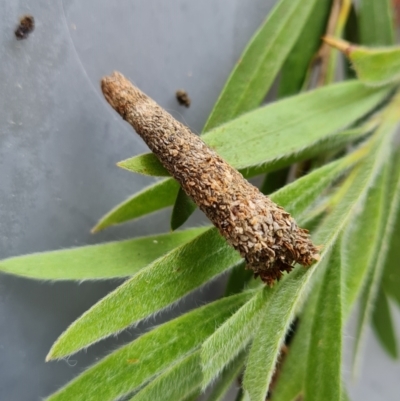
[0,1,399,400]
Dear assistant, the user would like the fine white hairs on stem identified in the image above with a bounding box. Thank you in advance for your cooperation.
[101,72,320,285]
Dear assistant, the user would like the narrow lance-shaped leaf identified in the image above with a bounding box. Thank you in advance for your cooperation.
[243,266,317,401]
[278,0,332,97]
[304,239,342,401]
[207,351,246,401]
[201,287,272,387]
[359,0,395,46]
[372,286,398,358]
[47,228,240,359]
[46,292,251,401]
[270,266,326,401]
[0,227,207,281]
[203,0,321,131]
[380,136,400,308]
[118,153,169,176]
[95,81,390,231]
[270,113,397,400]
[119,82,386,179]
[341,156,388,318]
[129,351,202,401]
[324,36,400,87]
[270,144,367,220]
[115,126,370,178]
[312,108,396,250]
[92,178,179,232]
[353,147,400,371]
[382,205,400,306]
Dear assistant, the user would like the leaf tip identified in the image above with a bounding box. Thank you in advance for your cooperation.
[90,224,101,234]
[45,350,55,362]
[116,160,128,170]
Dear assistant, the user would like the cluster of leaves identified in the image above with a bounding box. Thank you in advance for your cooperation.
[2,0,400,400]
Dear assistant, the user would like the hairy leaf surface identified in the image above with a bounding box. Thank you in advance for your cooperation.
[46,293,250,401]
[304,240,342,401]
[207,352,246,401]
[243,267,316,401]
[47,228,240,359]
[201,287,271,387]
[0,228,207,280]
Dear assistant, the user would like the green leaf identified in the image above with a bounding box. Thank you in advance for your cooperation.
[270,146,366,220]
[243,266,316,401]
[118,153,169,176]
[270,271,325,401]
[353,146,400,371]
[278,0,332,97]
[350,45,400,87]
[372,286,398,358]
[324,37,400,87]
[359,0,395,46]
[92,179,179,232]
[121,125,370,179]
[203,0,321,131]
[0,227,207,281]
[382,210,400,306]
[47,228,240,359]
[312,113,395,250]
[202,81,390,172]
[207,351,246,401]
[46,292,250,401]
[170,187,197,231]
[304,239,342,401]
[129,351,202,401]
[201,287,271,387]
[341,159,388,318]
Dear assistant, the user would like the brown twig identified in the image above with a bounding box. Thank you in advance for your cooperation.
[101,72,320,285]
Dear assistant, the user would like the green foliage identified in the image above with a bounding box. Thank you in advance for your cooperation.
[118,152,169,176]
[2,1,400,400]
[207,352,246,401]
[47,292,251,401]
[47,228,240,359]
[304,241,342,401]
[347,44,400,87]
[202,288,271,387]
[0,227,206,280]
[359,0,395,46]
[92,178,179,232]
[278,0,332,97]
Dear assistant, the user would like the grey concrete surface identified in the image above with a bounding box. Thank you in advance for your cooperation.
[1,1,400,400]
